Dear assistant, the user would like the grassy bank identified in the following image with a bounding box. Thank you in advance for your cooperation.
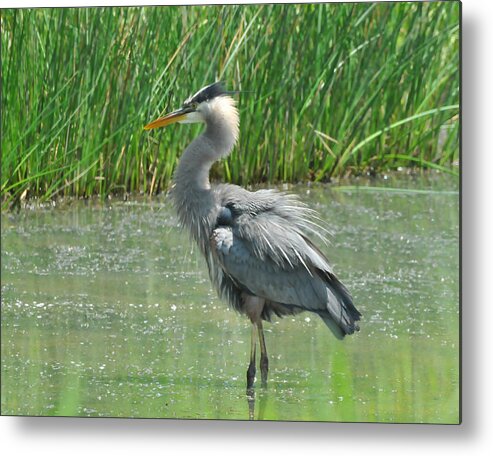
[1,2,459,207]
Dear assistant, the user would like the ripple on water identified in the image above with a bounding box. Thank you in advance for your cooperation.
[1,178,459,422]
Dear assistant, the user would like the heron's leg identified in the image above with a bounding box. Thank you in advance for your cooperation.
[257,321,269,386]
[247,323,257,390]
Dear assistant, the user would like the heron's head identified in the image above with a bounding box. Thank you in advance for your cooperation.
[144,82,238,132]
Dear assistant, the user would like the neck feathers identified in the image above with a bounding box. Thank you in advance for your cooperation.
[174,95,239,192]
[172,95,239,242]
[203,96,239,158]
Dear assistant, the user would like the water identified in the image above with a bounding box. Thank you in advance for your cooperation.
[1,174,459,422]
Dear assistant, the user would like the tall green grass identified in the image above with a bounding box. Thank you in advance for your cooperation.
[1,2,459,207]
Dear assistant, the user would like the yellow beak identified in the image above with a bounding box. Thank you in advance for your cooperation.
[144,109,188,130]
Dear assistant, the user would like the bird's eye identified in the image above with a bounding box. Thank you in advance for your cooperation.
[182,101,197,111]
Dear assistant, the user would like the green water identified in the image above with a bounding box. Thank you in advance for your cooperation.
[1,174,460,422]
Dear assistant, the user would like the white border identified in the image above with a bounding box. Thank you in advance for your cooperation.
[1,0,492,455]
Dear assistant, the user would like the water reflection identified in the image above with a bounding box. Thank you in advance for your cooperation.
[1,174,459,422]
[247,387,270,421]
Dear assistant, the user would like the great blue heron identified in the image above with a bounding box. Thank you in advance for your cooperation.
[144,82,361,390]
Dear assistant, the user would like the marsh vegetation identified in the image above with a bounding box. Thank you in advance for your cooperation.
[1,3,459,207]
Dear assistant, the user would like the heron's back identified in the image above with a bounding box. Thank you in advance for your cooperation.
[207,184,361,338]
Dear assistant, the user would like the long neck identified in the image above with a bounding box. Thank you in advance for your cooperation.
[172,102,239,248]
[174,96,239,193]
[174,135,215,193]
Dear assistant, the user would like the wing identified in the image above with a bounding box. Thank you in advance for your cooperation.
[210,186,361,338]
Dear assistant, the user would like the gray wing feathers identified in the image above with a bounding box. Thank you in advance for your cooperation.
[210,186,361,337]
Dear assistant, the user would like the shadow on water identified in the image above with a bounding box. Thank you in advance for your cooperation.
[1,174,459,422]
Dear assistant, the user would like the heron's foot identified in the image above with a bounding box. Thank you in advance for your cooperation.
[247,360,256,390]
[260,354,269,387]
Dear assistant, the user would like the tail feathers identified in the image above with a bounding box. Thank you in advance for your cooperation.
[321,316,346,340]
[321,309,360,339]
[318,269,361,339]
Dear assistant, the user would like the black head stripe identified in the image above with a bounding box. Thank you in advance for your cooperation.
[185,82,227,105]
